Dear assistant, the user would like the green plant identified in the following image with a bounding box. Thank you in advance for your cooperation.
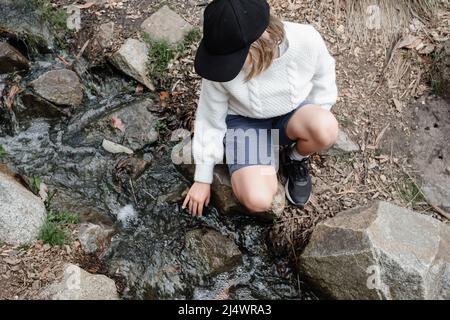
[39,210,79,246]
[34,0,68,31]
[155,121,168,135]
[28,176,43,196]
[47,210,80,224]
[396,174,425,205]
[39,221,68,246]
[143,28,201,88]
[0,145,6,160]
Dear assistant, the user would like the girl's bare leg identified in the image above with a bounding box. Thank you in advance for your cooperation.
[286,104,339,155]
[231,165,278,213]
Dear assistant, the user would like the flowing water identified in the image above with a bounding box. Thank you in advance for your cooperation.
[0,3,317,300]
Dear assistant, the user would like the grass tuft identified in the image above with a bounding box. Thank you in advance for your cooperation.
[0,145,6,160]
[39,210,80,246]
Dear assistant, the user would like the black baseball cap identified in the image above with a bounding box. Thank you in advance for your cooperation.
[194,0,270,82]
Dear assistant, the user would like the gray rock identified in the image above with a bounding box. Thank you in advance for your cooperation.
[172,138,285,220]
[41,264,119,300]
[109,38,155,91]
[78,223,115,254]
[0,169,46,245]
[299,201,450,300]
[325,129,360,155]
[0,42,30,74]
[84,98,159,151]
[184,229,242,276]
[96,22,115,48]
[30,69,84,106]
[141,5,194,44]
[0,0,55,51]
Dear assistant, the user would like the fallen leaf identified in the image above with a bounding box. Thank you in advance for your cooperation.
[111,116,125,132]
[159,91,169,102]
[397,35,422,49]
[4,85,21,110]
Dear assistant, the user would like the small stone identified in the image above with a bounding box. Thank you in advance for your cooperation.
[109,38,155,91]
[0,42,30,74]
[78,223,115,254]
[96,22,115,48]
[326,129,360,155]
[446,167,450,175]
[141,5,194,44]
[29,69,84,106]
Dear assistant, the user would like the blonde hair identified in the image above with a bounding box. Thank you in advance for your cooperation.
[245,15,286,81]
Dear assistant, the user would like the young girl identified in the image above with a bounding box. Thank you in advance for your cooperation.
[183,0,338,216]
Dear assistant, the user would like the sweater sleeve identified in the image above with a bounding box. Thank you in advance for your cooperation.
[192,79,229,184]
[306,28,338,111]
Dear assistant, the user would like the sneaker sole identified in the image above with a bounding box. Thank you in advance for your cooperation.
[284,178,311,208]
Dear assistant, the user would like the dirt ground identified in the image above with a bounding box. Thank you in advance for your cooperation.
[1,0,450,299]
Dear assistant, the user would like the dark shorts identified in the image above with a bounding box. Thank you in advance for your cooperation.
[224,101,311,176]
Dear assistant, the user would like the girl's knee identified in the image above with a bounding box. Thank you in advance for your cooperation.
[310,110,339,149]
[241,191,275,213]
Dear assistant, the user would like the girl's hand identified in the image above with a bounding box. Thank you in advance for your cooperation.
[182,182,211,217]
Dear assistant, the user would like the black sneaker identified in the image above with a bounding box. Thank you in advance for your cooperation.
[283,153,312,207]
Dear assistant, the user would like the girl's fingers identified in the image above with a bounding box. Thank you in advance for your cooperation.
[192,201,198,216]
[205,196,210,207]
[182,194,190,209]
[189,198,194,215]
[198,201,204,217]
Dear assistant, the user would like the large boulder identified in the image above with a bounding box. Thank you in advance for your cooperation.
[184,228,242,276]
[431,40,450,102]
[41,264,119,300]
[141,5,194,44]
[0,42,30,74]
[0,169,46,245]
[299,201,450,300]
[171,138,286,220]
[109,38,155,91]
[29,69,84,106]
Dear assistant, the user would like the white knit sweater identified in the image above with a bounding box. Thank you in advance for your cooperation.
[192,22,338,184]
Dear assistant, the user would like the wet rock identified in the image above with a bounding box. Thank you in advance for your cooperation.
[85,98,159,151]
[78,223,115,254]
[0,0,54,51]
[18,92,68,120]
[325,129,360,155]
[29,69,84,106]
[109,38,155,91]
[0,169,46,245]
[41,264,119,300]
[141,5,194,44]
[0,42,30,74]
[184,229,242,276]
[299,201,450,300]
[431,40,450,102]
[172,138,285,220]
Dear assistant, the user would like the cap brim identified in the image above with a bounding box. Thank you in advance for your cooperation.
[194,39,250,82]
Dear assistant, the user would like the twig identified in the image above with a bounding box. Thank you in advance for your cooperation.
[143,189,156,200]
[429,203,450,220]
[129,178,138,206]
[76,39,90,61]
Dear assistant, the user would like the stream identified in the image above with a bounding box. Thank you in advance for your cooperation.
[0,2,317,300]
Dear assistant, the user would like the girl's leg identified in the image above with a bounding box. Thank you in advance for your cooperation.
[231,165,278,213]
[285,104,339,154]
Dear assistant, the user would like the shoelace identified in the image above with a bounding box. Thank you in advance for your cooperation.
[288,158,309,182]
